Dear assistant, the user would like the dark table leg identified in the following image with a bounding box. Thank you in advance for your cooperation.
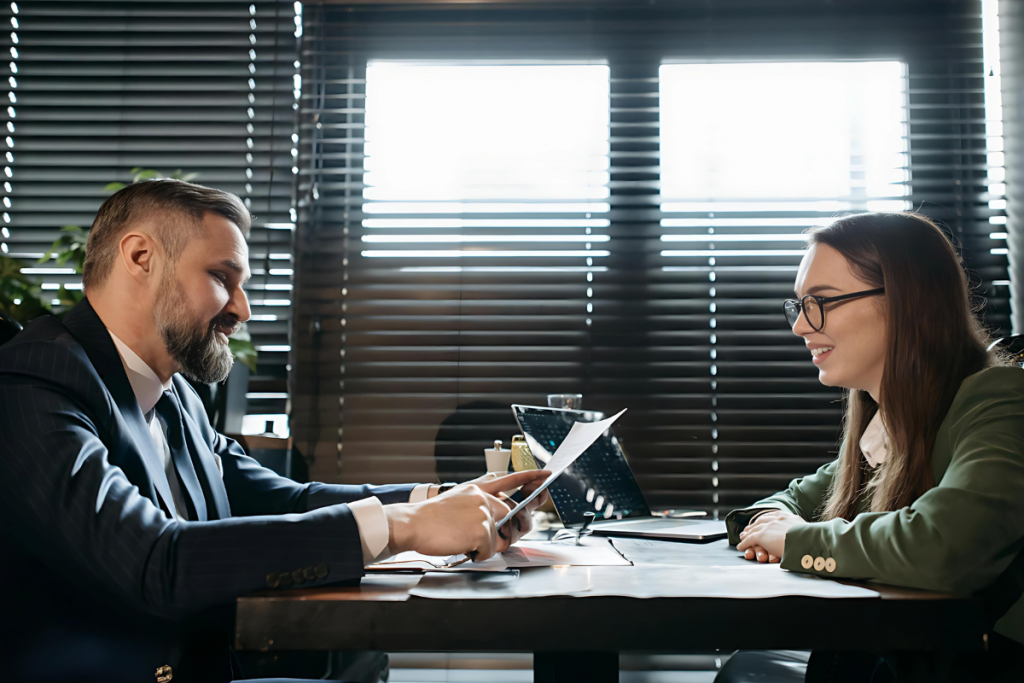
[534,651,618,683]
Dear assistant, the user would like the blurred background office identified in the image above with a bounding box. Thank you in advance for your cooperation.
[0,0,1022,680]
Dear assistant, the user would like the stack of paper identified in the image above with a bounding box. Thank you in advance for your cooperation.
[366,538,631,573]
[505,539,631,567]
[367,550,509,572]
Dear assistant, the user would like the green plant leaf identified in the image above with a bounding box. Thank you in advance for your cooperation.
[38,226,88,272]
[0,253,52,324]
[169,169,199,182]
[38,239,62,265]
[55,284,84,307]
[104,181,127,192]
[228,336,258,373]
[227,322,258,372]
[133,169,160,182]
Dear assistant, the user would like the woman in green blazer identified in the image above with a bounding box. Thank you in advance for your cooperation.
[719,212,1024,682]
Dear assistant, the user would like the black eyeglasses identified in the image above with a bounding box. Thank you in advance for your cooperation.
[783,288,885,331]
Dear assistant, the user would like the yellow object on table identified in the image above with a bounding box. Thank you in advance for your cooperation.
[510,434,556,512]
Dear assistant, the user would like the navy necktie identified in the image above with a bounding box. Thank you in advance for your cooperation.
[154,390,209,522]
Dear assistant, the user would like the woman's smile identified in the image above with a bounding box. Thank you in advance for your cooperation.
[810,345,834,364]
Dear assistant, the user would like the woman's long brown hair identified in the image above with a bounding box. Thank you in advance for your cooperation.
[811,213,996,521]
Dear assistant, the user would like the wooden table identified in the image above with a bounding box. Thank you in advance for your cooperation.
[235,538,988,682]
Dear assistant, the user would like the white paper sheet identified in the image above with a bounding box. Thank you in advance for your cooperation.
[366,538,631,572]
[367,550,509,572]
[502,538,632,568]
[496,408,627,528]
[410,565,882,600]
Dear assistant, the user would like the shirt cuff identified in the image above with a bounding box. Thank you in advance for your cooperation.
[348,496,390,565]
[408,483,433,503]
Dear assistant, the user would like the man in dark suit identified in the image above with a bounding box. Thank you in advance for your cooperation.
[0,180,549,683]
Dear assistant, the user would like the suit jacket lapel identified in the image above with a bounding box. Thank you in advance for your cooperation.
[169,383,235,520]
[178,403,231,520]
[61,298,181,518]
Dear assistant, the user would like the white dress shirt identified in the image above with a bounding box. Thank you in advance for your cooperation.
[106,329,431,564]
[859,410,889,468]
[109,331,192,521]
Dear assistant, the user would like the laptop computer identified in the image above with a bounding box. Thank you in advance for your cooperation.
[511,404,728,542]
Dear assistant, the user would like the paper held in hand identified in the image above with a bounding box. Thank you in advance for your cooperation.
[495,408,627,528]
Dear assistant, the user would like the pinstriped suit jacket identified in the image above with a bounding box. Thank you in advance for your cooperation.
[0,298,416,683]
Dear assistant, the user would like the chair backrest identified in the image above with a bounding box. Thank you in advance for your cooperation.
[0,311,22,347]
[987,335,1024,366]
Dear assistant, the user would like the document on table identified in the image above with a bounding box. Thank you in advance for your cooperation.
[503,538,632,568]
[410,565,882,600]
[366,550,509,572]
[366,538,631,573]
[496,408,627,528]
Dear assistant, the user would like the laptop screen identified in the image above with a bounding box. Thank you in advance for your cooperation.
[512,405,650,526]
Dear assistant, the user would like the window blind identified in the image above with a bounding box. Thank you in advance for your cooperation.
[1,0,299,428]
[294,0,1009,515]
[999,0,1024,333]
[656,61,909,509]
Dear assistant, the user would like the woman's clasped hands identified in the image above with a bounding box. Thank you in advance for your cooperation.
[735,509,807,564]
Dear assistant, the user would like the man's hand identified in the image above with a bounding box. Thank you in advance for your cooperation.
[735,510,807,563]
[384,484,514,561]
[470,470,551,546]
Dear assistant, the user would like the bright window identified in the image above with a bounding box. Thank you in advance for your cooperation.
[364,62,610,206]
[659,61,908,213]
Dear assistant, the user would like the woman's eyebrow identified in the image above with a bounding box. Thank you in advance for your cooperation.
[806,285,841,295]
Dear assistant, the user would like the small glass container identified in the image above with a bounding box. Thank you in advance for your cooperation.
[547,393,583,410]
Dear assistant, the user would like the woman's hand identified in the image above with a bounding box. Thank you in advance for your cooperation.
[736,510,807,563]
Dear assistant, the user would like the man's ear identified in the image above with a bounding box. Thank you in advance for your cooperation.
[119,232,159,283]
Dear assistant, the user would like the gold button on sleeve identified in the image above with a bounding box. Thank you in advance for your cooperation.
[813,556,826,571]
[801,555,814,569]
[825,557,836,573]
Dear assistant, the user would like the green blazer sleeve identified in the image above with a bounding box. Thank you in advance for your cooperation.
[781,367,1024,599]
[725,458,838,545]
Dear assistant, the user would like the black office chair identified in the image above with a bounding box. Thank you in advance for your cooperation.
[0,310,22,347]
[988,335,1024,365]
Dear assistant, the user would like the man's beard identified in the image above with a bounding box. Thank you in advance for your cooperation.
[155,273,238,385]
